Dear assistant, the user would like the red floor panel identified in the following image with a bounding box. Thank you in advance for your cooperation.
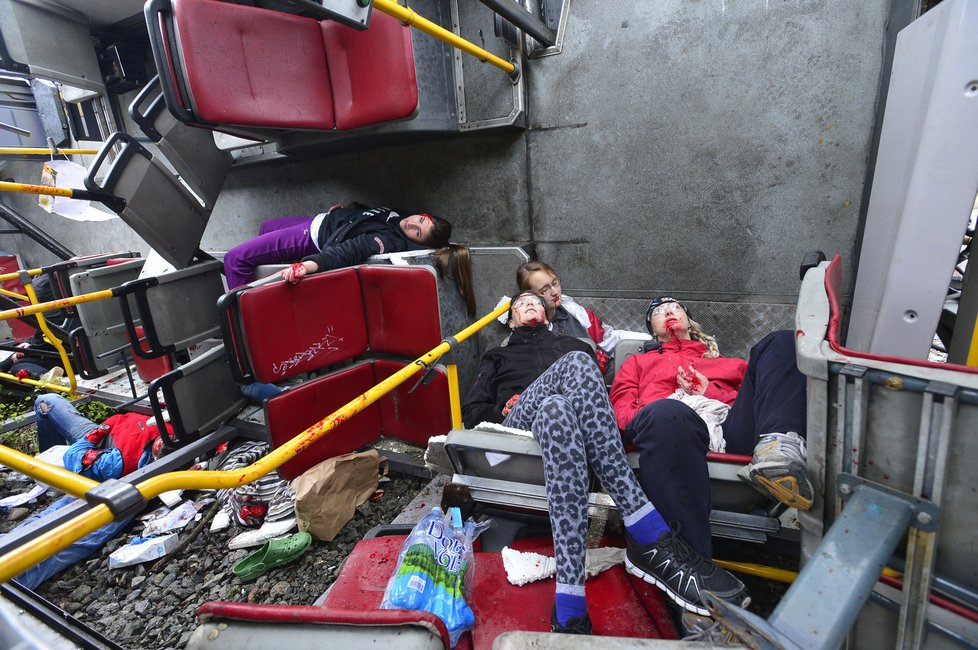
[322,535,679,647]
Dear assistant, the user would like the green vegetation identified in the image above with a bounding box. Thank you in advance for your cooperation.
[0,393,115,455]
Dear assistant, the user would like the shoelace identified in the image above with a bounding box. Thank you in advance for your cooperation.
[664,530,716,575]
[759,433,806,463]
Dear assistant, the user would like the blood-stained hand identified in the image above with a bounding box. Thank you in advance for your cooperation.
[677,363,708,396]
[502,393,521,417]
[282,261,312,285]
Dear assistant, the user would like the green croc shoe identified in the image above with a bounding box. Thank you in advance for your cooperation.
[232,531,312,582]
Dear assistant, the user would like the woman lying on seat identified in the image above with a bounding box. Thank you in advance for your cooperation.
[223,203,452,289]
[516,261,620,373]
[462,292,746,633]
[610,297,811,560]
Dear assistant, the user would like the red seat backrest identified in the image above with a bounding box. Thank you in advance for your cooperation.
[321,12,419,130]
[237,268,367,383]
[359,265,442,357]
[172,0,335,129]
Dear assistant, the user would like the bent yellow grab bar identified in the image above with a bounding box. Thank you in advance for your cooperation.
[373,0,518,78]
[0,300,511,582]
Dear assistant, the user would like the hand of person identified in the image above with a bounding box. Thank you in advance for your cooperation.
[677,364,708,396]
[502,393,521,416]
[281,261,317,285]
[85,423,110,444]
[327,203,351,214]
[12,341,30,361]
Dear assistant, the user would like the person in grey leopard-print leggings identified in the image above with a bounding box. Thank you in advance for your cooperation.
[463,292,746,632]
[503,350,657,595]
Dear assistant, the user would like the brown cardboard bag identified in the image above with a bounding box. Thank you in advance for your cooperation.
[291,449,386,541]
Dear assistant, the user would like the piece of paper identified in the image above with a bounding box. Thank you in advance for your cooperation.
[142,500,201,536]
[485,452,512,467]
[228,517,296,550]
[0,483,48,508]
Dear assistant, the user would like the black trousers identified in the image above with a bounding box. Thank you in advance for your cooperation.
[627,330,807,557]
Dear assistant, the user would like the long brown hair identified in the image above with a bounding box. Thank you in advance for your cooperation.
[432,244,476,317]
[516,260,558,293]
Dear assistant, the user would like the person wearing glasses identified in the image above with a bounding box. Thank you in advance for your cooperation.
[463,292,746,634]
[610,297,810,560]
[516,261,620,373]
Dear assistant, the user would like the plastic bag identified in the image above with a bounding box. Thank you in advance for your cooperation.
[381,507,489,646]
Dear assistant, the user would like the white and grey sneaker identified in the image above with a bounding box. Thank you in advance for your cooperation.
[738,432,814,510]
[681,611,743,645]
[625,529,748,616]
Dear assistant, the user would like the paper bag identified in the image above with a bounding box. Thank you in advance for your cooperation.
[291,449,385,541]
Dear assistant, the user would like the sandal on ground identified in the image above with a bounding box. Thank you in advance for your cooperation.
[232,531,312,582]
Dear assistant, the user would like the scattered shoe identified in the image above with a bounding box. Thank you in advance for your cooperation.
[737,432,814,510]
[625,529,748,616]
[681,611,740,645]
[550,605,592,635]
[232,531,311,581]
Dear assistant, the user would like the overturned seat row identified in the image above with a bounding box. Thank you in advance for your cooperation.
[219,264,454,479]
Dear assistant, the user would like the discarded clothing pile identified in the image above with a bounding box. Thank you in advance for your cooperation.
[214,441,295,527]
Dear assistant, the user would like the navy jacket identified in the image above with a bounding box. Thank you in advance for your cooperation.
[462,325,596,427]
[301,206,425,271]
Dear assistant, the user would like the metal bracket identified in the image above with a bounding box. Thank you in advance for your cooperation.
[85,478,146,519]
[837,473,940,532]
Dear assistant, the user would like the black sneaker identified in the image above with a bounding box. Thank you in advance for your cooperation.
[625,530,748,616]
[550,606,592,635]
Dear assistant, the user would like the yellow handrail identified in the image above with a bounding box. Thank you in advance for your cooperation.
[0,289,116,322]
[373,0,518,78]
[0,268,43,283]
[714,559,798,585]
[0,148,99,155]
[0,300,511,582]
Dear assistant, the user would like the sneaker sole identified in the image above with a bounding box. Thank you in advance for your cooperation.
[752,474,813,510]
[624,556,710,616]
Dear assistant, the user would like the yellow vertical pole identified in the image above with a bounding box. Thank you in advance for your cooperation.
[21,281,77,392]
[446,363,463,429]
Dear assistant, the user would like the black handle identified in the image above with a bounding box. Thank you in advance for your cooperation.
[216,288,256,384]
[116,277,167,359]
[84,132,151,203]
[128,75,165,142]
[144,0,199,124]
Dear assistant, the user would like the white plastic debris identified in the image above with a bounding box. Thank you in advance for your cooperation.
[228,517,297,550]
[209,508,231,532]
[35,445,69,468]
[501,546,627,586]
[0,483,48,508]
[108,534,179,569]
[142,500,201,536]
[158,489,184,507]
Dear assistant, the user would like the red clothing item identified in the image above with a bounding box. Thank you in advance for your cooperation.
[610,338,747,430]
[102,413,172,476]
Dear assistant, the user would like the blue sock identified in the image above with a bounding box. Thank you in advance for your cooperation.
[554,592,587,626]
[624,504,669,545]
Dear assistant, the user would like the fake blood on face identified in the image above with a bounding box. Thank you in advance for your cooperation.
[665,317,680,349]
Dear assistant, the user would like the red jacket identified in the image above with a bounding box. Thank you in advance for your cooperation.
[610,338,747,430]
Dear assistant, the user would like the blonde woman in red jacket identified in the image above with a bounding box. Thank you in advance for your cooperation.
[610,297,810,559]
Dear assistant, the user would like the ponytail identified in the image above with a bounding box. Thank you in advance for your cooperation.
[432,244,476,317]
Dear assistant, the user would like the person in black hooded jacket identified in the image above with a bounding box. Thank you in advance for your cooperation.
[459,291,747,633]
[222,203,452,288]
[462,293,594,427]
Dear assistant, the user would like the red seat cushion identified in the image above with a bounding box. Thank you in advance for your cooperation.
[173,0,334,129]
[321,12,419,130]
[266,362,381,481]
[359,266,442,357]
[236,268,367,382]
